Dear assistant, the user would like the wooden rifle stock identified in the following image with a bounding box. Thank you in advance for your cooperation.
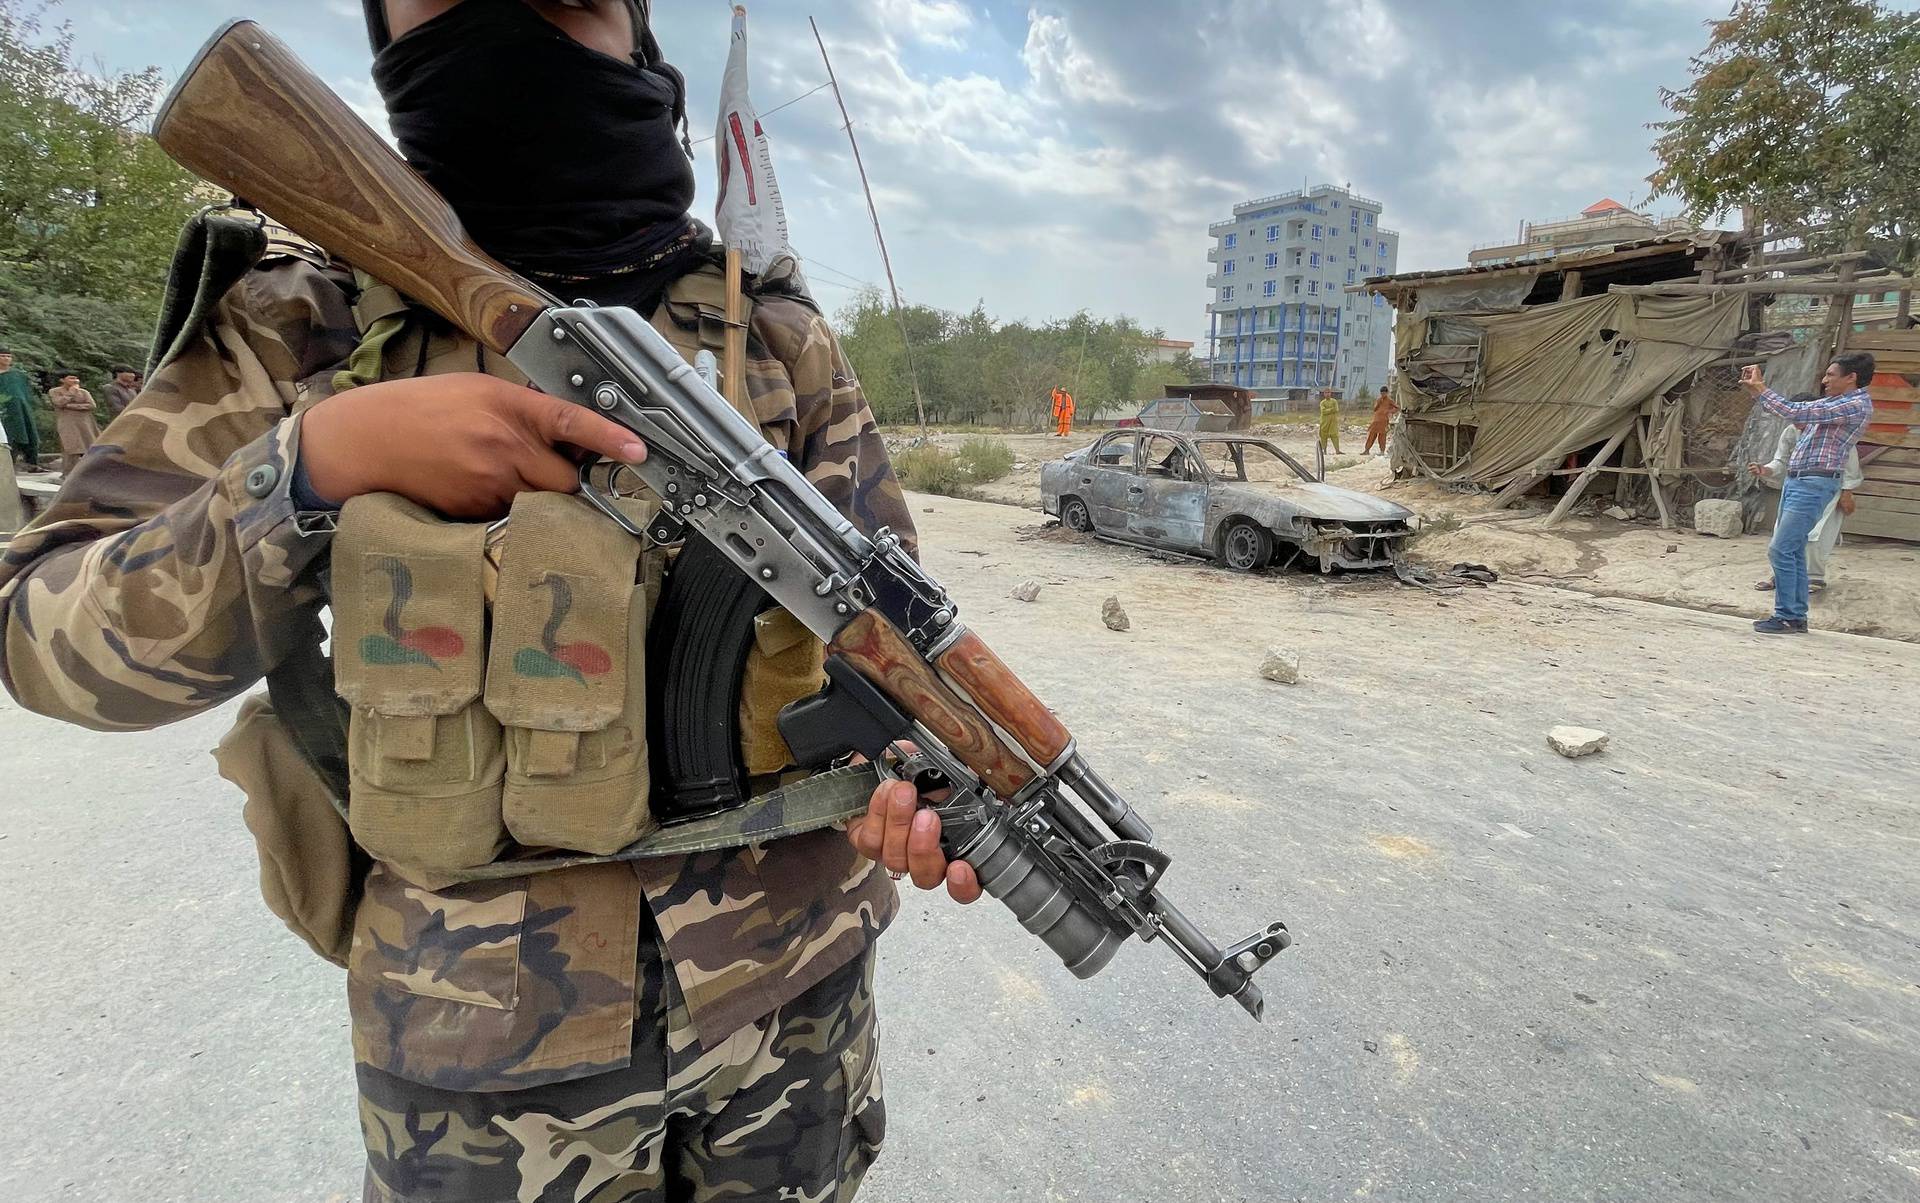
[153,20,549,355]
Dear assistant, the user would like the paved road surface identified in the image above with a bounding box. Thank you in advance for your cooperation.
[3,494,1916,1201]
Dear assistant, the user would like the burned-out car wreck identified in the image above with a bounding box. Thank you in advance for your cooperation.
[1040,431,1414,572]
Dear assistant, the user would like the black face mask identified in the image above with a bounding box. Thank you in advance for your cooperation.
[371,0,702,296]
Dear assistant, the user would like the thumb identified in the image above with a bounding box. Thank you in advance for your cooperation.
[513,392,648,465]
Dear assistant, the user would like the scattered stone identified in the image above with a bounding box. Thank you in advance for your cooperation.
[1363,1039,1379,1054]
[1010,580,1044,603]
[1665,544,1679,554]
[1258,648,1302,685]
[1100,596,1129,632]
[1547,725,1610,758]
[1693,499,1744,538]
[1603,505,1632,521]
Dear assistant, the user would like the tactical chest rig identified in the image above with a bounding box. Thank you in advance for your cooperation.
[167,210,879,962]
[323,257,875,885]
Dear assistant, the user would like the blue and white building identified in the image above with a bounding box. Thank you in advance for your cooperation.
[1206,185,1399,402]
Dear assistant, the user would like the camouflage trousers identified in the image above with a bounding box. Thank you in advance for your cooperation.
[358,914,885,1203]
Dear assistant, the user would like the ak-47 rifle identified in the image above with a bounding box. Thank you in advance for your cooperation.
[154,22,1289,1019]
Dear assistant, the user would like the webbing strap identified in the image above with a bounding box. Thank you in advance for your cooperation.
[329,269,415,393]
[444,762,882,881]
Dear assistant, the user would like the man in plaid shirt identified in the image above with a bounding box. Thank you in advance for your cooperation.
[1739,351,1876,633]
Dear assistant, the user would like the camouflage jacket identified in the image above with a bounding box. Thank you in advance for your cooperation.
[0,240,909,1092]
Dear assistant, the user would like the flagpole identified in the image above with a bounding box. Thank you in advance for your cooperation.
[810,15,930,435]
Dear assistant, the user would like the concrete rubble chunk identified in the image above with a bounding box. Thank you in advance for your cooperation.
[1010,580,1043,603]
[1547,726,1610,759]
[1259,648,1301,685]
[1604,505,1632,521]
[1693,499,1744,538]
[1101,596,1129,632]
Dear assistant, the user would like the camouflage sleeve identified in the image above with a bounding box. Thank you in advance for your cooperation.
[749,297,919,558]
[0,258,357,730]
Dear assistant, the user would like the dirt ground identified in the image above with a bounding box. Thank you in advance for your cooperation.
[5,491,1917,1201]
[895,425,1920,643]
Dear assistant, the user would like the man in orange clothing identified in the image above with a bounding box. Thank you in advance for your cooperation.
[1051,386,1076,436]
[1364,384,1397,455]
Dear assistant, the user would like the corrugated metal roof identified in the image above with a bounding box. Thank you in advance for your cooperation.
[1357,231,1739,293]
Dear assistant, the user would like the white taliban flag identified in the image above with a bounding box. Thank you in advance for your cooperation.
[714,5,792,276]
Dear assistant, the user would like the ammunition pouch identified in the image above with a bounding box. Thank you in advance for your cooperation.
[484,491,653,854]
[332,493,507,873]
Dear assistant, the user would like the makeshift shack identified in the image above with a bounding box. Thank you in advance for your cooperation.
[1363,232,1919,535]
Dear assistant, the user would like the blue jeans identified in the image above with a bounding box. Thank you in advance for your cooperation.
[1770,475,1842,622]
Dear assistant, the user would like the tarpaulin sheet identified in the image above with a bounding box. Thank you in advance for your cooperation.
[1396,291,1746,486]
[1408,272,1541,315]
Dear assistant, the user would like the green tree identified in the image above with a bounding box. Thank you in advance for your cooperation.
[1,0,209,425]
[1,0,206,312]
[832,291,1177,428]
[1648,0,1920,267]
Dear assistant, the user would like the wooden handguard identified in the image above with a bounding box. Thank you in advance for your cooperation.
[154,21,549,355]
[935,631,1071,768]
[829,612,1035,799]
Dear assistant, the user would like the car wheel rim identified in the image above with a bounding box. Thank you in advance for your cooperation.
[1227,527,1258,567]
[1065,502,1089,531]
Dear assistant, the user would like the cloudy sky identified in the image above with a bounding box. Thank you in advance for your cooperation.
[67,0,1742,343]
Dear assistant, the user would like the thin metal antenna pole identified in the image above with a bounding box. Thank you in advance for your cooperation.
[811,15,929,434]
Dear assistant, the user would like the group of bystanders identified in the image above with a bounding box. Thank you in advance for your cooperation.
[0,346,141,477]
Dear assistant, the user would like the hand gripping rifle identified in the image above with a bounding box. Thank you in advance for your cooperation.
[155,22,1288,1019]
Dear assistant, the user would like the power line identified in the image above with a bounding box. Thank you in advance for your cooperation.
[690,81,835,147]
[794,253,883,292]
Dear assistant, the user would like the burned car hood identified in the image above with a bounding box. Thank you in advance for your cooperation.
[1218,480,1413,523]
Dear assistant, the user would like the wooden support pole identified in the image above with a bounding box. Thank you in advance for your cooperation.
[1723,250,1872,277]
[1832,259,1858,354]
[1639,416,1675,529]
[1899,289,1913,328]
[1542,422,1632,529]
[722,247,749,414]
[1559,270,1584,302]
[1609,275,1913,298]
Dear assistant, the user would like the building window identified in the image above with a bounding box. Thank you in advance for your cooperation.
[1310,251,1321,268]
[1349,246,1357,259]
[1347,268,1355,283]
[1265,252,1279,269]
[1263,280,1277,297]
[1311,224,1323,240]
[1224,233,1237,249]
[1363,238,1371,248]
[1291,281,1301,295]
[1308,281,1318,294]
[1266,225,1281,242]
[1223,260,1235,274]
[1222,285,1234,301]
[1378,243,1388,256]
[1365,212,1374,226]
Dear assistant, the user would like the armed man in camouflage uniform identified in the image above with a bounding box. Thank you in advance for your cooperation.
[0,2,978,1198]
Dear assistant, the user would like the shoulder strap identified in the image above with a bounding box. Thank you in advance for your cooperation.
[331,268,416,393]
[444,762,882,881]
[263,620,351,818]
[147,205,270,377]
